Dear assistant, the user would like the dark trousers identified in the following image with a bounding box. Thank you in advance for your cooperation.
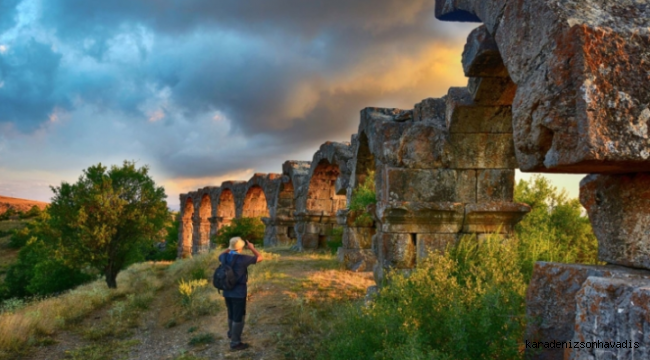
[225,297,247,322]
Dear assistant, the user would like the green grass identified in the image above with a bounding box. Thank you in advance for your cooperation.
[188,332,217,346]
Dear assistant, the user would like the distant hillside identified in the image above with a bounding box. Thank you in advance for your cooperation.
[0,196,48,215]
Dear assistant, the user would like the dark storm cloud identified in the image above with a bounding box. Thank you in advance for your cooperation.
[42,0,439,39]
[0,0,476,187]
[0,38,69,131]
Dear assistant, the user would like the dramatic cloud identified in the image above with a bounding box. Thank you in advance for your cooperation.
[0,0,484,207]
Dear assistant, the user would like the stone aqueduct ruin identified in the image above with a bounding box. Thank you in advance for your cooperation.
[179,1,650,357]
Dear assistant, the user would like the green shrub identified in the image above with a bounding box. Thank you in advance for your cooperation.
[19,206,42,220]
[150,212,180,261]
[325,227,343,254]
[349,171,376,226]
[320,234,527,360]
[0,208,19,221]
[178,278,219,318]
[188,332,216,346]
[212,217,265,248]
[7,226,32,249]
[3,214,95,299]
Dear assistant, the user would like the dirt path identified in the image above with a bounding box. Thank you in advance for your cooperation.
[27,250,373,360]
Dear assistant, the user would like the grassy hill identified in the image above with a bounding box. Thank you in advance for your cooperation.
[0,196,48,215]
[0,248,373,360]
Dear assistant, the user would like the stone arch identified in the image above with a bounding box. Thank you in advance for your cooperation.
[216,188,236,229]
[195,194,211,254]
[295,142,353,249]
[306,159,347,215]
[179,196,194,258]
[242,185,270,218]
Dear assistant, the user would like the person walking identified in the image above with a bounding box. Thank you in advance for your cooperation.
[218,236,263,351]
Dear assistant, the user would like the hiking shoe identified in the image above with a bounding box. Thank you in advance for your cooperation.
[230,343,250,351]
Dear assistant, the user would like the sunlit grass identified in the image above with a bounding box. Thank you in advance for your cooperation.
[0,245,377,359]
[0,262,165,356]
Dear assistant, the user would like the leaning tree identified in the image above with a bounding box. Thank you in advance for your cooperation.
[47,161,168,288]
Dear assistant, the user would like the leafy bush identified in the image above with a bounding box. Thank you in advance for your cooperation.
[177,279,219,317]
[6,213,48,249]
[149,212,180,261]
[6,225,32,249]
[325,227,343,254]
[0,208,19,221]
[20,206,42,220]
[188,332,216,346]
[349,171,376,226]
[320,234,527,360]
[3,236,94,299]
[212,217,265,248]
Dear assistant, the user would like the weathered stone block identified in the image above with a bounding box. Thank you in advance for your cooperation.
[381,168,458,203]
[379,167,477,204]
[377,232,416,269]
[569,277,650,359]
[416,233,458,264]
[525,262,650,360]
[337,248,377,272]
[467,76,516,106]
[413,97,446,125]
[461,25,509,78]
[398,122,450,169]
[446,87,512,134]
[477,169,514,202]
[378,202,465,234]
[448,133,517,169]
[463,202,529,233]
[581,173,650,270]
[456,170,477,203]
[342,227,375,249]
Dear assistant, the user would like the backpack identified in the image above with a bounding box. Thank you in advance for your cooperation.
[213,254,240,292]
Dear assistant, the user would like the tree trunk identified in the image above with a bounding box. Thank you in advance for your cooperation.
[105,264,118,289]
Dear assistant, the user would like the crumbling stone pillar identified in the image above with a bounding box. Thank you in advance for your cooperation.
[178,195,194,258]
[195,193,212,254]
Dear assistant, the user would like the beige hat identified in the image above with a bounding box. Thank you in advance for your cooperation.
[229,237,246,251]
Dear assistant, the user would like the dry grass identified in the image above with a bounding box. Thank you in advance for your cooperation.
[0,262,166,358]
[0,246,375,359]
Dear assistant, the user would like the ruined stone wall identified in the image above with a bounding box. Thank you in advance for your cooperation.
[435,0,650,357]
[294,142,352,250]
[346,94,528,282]
[176,2,650,353]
